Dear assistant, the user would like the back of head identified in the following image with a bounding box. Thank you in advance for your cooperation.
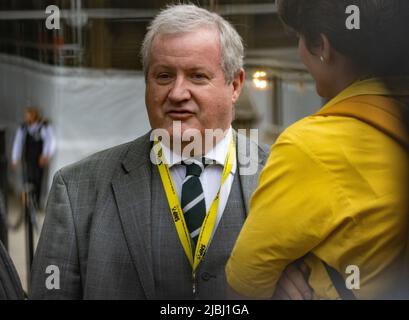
[277,0,409,77]
[141,4,244,84]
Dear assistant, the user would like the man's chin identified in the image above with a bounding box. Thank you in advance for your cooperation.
[151,121,229,153]
[155,123,202,138]
[151,123,200,145]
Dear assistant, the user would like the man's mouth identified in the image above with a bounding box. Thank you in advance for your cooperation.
[166,110,195,120]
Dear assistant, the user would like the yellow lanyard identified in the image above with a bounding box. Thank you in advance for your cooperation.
[154,132,236,274]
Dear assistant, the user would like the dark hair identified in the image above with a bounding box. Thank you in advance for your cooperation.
[277,0,409,77]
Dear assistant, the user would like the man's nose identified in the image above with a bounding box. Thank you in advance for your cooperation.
[168,76,191,103]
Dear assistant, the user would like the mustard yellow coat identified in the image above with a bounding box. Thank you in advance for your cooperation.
[226,79,409,299]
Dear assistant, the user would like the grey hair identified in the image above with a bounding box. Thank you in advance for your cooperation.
[141,4,244,84]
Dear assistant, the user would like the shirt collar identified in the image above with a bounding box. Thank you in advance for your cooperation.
[320,77,409,113]
[160,126,235,172]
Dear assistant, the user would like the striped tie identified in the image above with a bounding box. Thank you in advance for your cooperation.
[181,159,207,252]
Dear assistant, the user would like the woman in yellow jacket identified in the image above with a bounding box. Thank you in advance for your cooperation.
[226,0,409,299]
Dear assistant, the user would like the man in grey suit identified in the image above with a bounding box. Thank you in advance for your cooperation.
[30,4,269,300]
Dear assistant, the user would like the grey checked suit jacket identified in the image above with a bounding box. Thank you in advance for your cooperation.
[30,131,269,299]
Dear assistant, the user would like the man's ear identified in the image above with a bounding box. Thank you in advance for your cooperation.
[319,33,332,63]
[232,69,245,104]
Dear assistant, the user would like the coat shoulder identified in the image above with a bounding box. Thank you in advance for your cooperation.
[58,133,151,183]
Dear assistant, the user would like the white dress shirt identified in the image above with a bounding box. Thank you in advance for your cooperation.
[160,127,237,242]
[12,122,56,163]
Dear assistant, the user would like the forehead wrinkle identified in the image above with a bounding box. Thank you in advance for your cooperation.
[150,54,221,75]
[150,28,221,58]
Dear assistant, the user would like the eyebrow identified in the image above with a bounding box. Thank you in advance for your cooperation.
[151,65,212,72]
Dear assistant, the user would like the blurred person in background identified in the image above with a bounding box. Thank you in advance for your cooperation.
[12,107,56,209]
[226,0,409,300]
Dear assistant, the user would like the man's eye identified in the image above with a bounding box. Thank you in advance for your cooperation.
[191,74,208,81]
[157,73,171,80]
[155,73,174,84]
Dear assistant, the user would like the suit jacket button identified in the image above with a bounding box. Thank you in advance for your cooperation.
[201,272,215,281]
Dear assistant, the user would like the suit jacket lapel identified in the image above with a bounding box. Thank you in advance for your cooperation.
[111,133,155,299]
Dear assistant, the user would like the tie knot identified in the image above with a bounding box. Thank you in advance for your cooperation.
[184,162,203,177]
